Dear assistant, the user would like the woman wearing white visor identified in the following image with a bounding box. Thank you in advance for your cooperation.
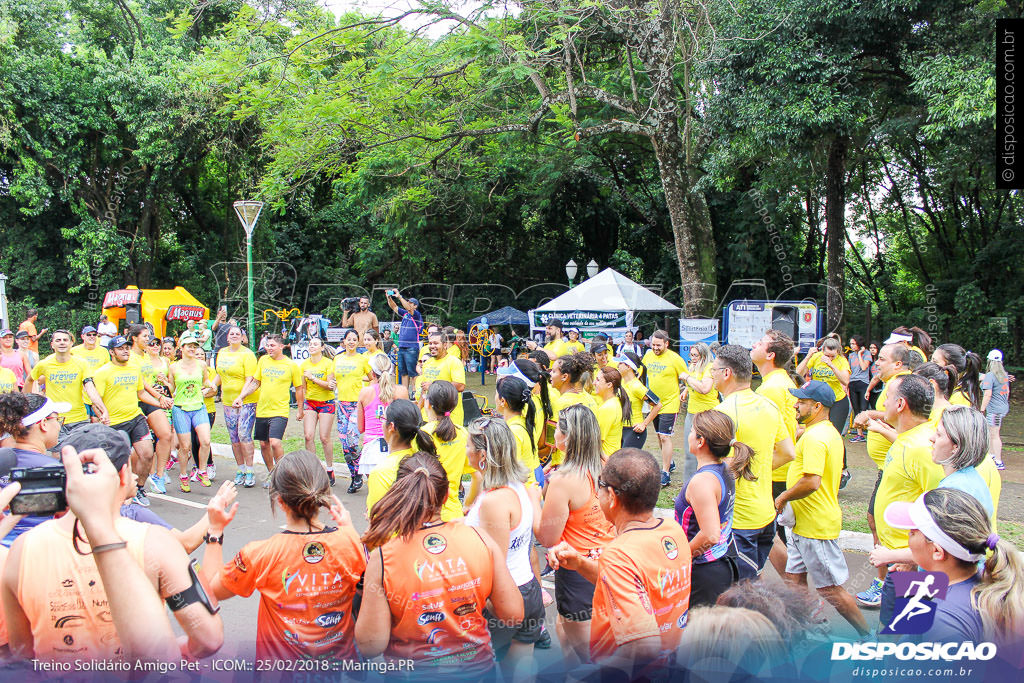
[882,488,1022,645]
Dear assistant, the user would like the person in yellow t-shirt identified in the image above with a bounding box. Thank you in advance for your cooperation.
[862,373,942,622]
[548,352,598,466]
[711,344,794,581]
[587,342,617,401]
[614,352,661,450]
[751,329,800,577]
[563,329,586,355]
[680,342,718,481]
[418,330,466,426]
[526,318,570,361]
[593,366,629,457]
[641,330,689,484]
[214,325,259,487]
[26,330,108,430]
[495,365,542,485]
[364,399,437,514]
[421,381,469,520]
[70,326,109,371]
[774,380,870,636]
[0,365,17,394]
[236,334,304,483]
[301,337,338,485]
[797,338,851,445]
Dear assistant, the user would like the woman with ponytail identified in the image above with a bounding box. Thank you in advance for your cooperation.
[495,368,541,484]
[422,380,469,520]
[365,399,437,514]
[355,354,407,492]
[356,453,523,674]
[615,351,661,449]
[883,487,1023,644]
[548,353,598,467]
[527,352,556,463]
[202,450,365,661]
[593,366,630,456]
[674,410,745,606]
[933,343,982,409]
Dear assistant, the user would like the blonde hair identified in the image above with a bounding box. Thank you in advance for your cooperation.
[689,342,711,376]
[987,358,1008,384]
[678,606,783,675]
[369,353,397,404]
[557,404,604,489]
[467,418,528,490]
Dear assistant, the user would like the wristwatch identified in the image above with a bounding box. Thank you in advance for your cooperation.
[204,532,224,545]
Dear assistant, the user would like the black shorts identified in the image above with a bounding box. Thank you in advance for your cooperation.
[653,413,677,436]
[772,480,788,544]
[112,414,152,445]
[487,577,545,654]
[689,556,738,608]
[140,401,161,417]
[868,468,884,517]
[621,427,647,449]
[254,416,288,441]
[554,566,595,621]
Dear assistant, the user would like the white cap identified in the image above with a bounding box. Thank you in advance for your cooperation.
[884,332,913,345]
[496,363,535,388]
[987,349,1003,362]
[22,398,72,427]
[884,493,984,563]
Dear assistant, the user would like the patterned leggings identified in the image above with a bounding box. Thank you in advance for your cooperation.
[336,400,360,476]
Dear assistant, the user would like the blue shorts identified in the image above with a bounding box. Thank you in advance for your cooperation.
[171,406,210,434]
[397,346,419,379]
[731,521,776,581]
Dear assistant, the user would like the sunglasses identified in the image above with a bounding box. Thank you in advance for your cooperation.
[597,477,621,495]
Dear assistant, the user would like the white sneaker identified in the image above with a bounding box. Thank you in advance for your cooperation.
[206,463,216,481]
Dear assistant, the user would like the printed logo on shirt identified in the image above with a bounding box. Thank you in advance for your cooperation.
[54,615,85,629]
[423,532,447,555]
[881,571,949,635]
[303,541,326,564]
[677,610,689,629]
[662,536,679,560]
[233,553,248,573]
[453,602,476,616]
[417,611,446,625]
[414,557,470,582]
[315,611,345,628]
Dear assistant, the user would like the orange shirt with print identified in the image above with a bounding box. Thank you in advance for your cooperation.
[18,320,38,352]
[590,518,692,663]
[219,526,366,660]
[381,521,495,669]
[560,473,616,555]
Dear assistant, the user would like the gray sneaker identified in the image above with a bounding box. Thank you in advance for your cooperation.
[244,471,255,488]
[234,469,245,486]
[133,489,151,508]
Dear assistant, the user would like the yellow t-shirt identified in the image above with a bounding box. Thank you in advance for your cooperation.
[531,392,551,451]
[805,352,851,400]
[873,421,943,549]
[29,355,92,424]
[254,356,302,418]
[715,389,788,530]
[418,345,431,363]
[685,364,719,414]
[215,347,259,405]
[787,420,844,539]
[641,350,688,414]
[448,345,462,361]
[334,352,370,403]
[563,341,585,355]
[596,396,624,456]
[866,370,911,468]
[506,414,539,485]
[300,356,335,402]
[420,354,466,426]
[623,378,652,427]
[551,390,599,465]
[423,421,469,521]
[70,344,109,371]
[756,368,799,482]
[92,362,144,425]
[949,390,971,407]
[976,457,1002,532]
[0,367,16,393]
[366,447,414,515]
[543,338,570,359]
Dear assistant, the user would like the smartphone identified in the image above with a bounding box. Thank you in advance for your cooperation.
[387,289,399,297]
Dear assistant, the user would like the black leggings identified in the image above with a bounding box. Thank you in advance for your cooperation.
[830,396,851,468]
[191,412,216,468]
[849,380,869,417]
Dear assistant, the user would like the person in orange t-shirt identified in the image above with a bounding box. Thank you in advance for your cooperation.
[550,448,692,677]
[535,404,616,667]
[203,450,366,661]
[356,453,524,675]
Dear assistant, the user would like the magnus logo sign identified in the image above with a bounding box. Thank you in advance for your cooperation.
[882,571,949,635]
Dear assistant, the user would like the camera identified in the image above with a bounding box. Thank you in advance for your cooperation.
[9,464,89,516]
[341,297,361,314]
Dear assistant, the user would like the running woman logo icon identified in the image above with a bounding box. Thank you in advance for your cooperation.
[881,571,949,635]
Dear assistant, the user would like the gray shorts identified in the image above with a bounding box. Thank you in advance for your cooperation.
[785,532,849,588]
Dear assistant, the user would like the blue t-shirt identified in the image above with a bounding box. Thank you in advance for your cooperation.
[939,467,994,517]
[119,502,173,530]
[0,447,61,548]
[926,575,984,643]
[675,461,734,564]
[848,350,870,383]
[397,309,423,348]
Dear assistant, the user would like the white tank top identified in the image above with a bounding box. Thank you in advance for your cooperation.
[465,480,534,586]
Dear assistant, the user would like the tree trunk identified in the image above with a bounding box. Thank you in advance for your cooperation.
[650,120,715,318]
[825,135,848,335]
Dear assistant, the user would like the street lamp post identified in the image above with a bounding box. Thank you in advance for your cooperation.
[0,273,8,331]
[565,259,578,287]
[233,201,264,347]
[587,259,599,279]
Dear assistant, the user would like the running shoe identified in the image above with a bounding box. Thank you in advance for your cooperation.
[197,470,212,487]
[856,578,884,607]
[535,626,552,650]
[234,469,245,486]
[327,469,336,487]
[347,474,363,494]
[166,454,178,471]
[669,460,676,473]
[180,475,191,493]
[540,563,554,578]
[134,489,151,508]
[148,473,167,495]
[661,470,671,487]
[189,467,200,482]
[244,470,256,488]
[839,469,852,490]
[541,589,553,607]
[995,460,1006,471]
[206,463,216,481]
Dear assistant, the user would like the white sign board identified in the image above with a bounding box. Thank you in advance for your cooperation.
[678,319,719,357]
[724,300,819,353]
[289,340,310,362]
[326,327,344,343]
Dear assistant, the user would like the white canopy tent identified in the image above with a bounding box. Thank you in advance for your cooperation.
[530,268,679,339]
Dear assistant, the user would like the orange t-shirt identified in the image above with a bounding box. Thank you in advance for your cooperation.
[590,518,692,663]
[219,526,366,661]
[0,545,8,646]
[18,320,38,352]
[15,518,148,660]
[560,473,616,555]
[380,521,495,670]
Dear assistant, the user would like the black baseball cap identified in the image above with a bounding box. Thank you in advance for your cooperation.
[59,424,132,472]
[108,336,130,349]
[14,330,28,339]
[408,297,420,307]
[81,326,97,335]
[546,318,563,329]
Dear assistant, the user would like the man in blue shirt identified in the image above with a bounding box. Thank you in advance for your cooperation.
[387,291,423,391]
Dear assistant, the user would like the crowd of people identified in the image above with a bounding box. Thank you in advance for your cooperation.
[0,301,1020,680]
